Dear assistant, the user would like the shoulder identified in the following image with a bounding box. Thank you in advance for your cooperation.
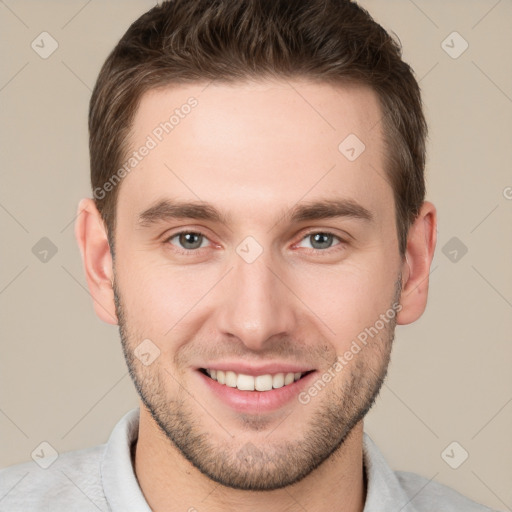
[395,470,499,512]
[0,443,107,512]
[362,432,499,512]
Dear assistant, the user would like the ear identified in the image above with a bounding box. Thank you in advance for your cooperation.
[396,201,437,325]
[74,198,118,325]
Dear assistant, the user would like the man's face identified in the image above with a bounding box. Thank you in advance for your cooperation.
[112,80,404,490]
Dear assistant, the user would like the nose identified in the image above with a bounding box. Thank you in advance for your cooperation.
[214,251,297,351]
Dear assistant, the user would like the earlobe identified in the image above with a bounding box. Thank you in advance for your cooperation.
[74,198,118,325]
[396,201,437,325]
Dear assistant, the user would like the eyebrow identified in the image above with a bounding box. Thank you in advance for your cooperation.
[136,197,373,228]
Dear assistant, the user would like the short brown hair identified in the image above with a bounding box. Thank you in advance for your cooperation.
[89,0,427,257]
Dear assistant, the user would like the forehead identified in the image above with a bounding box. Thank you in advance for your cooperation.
[118,79,391,226]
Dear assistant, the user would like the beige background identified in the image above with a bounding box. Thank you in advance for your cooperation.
[1,0,511,510]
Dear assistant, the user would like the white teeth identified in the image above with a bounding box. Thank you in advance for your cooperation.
[225,371,237,388]
[204,369,306,391]
[255,374,273,391]
[284,373,295,385]
[238,374,256,391]
[272,373,284,389]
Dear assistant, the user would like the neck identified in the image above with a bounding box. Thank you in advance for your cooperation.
[133,406,366,512]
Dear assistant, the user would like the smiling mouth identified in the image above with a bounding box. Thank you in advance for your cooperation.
[199,368,315,392]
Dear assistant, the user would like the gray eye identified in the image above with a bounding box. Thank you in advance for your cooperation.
[298,232,340,250]
[169,232,208,250]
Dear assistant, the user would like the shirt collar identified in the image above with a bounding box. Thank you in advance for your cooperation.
[362,432,419,512]
[101,407,417,512]
[101,407,152,511]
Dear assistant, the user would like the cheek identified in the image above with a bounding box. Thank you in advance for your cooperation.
[116,255,216,336]
[295,254,398,344]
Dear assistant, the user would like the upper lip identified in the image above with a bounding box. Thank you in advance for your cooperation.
[198,362,315,376]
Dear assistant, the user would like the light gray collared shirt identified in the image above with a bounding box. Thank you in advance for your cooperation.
[0,408,497,511]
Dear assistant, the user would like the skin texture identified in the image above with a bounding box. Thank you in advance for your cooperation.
[75,79,437,512]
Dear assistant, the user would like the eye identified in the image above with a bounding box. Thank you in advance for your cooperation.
[296,231,344,252]
[165,231,210,252]
[164,230,346,255]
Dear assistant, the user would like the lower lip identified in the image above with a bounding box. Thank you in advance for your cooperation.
[197,370,317,414]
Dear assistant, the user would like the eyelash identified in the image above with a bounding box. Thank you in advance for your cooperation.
[163,230,347,256]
